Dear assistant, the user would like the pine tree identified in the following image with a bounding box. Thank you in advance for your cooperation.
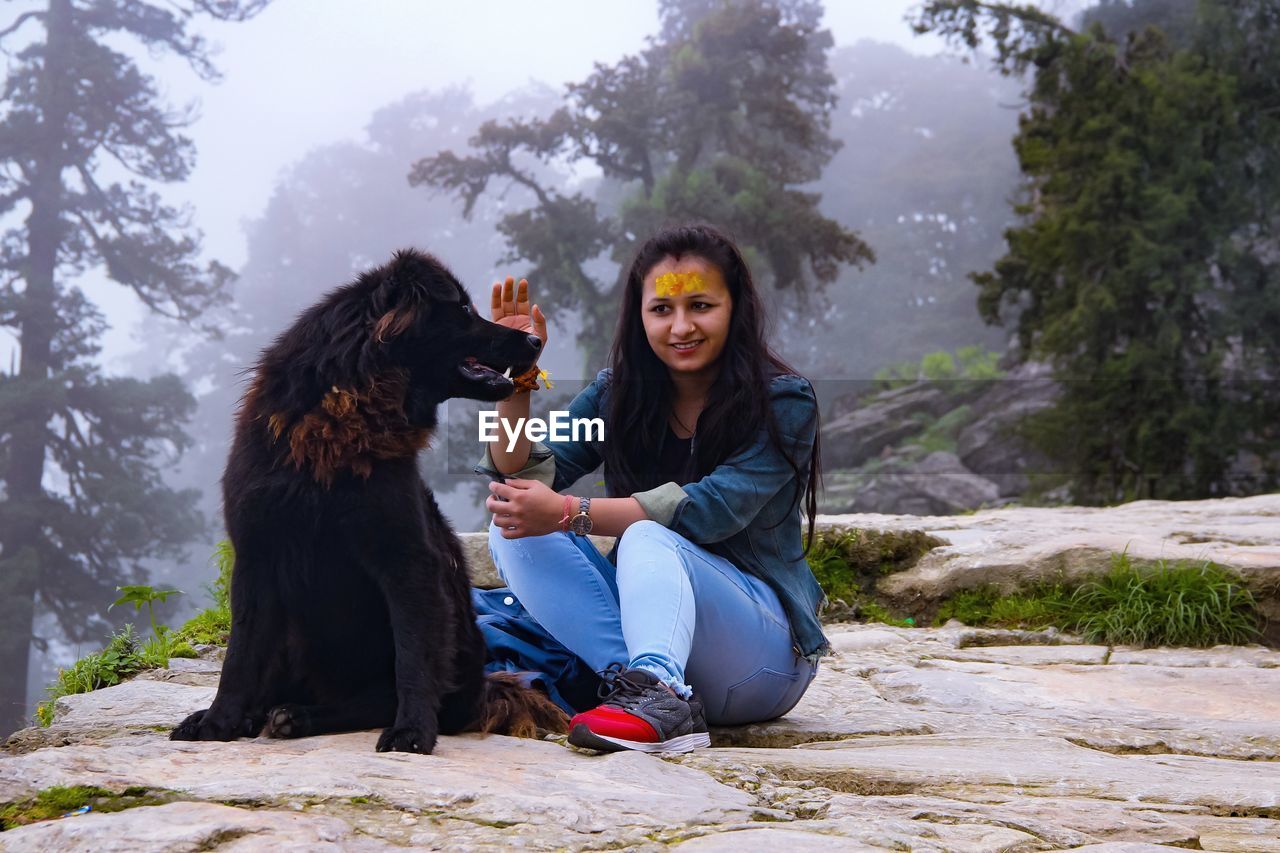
[411,0,873,372]
[0,0,269,737]
[913,0,1280,503]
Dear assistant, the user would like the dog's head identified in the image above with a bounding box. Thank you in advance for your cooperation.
[247,250,543,481]
[368,249,542,406]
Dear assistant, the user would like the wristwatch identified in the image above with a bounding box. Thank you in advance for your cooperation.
[568,497,593,536]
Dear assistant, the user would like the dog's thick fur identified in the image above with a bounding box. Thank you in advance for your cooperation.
[171,249,566,754]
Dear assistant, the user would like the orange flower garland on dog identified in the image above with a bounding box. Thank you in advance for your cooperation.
[511,366,551,393]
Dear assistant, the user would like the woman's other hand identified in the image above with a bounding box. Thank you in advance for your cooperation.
[491,276,548,351]
[487,478,564,539]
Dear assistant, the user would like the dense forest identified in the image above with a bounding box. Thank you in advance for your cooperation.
[1,0,1275,736]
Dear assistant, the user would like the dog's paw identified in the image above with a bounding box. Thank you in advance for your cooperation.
[170,708,261,741]
[263,704,307,739]
[170,709,209,741]
[376,723,437,754]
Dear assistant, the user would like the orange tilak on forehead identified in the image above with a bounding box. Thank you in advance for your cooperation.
[654,271,705,297]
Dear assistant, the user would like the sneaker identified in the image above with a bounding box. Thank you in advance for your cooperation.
[568,664,710,753]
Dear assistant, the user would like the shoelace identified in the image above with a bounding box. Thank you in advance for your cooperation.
[595,662,656,704]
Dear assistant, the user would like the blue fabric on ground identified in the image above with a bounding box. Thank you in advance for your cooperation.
[471,587,602,714]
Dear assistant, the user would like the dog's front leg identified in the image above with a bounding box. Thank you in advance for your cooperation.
[171,556,286,742]
[369,560,448,754]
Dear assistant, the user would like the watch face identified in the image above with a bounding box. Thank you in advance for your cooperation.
[570,514,593,535]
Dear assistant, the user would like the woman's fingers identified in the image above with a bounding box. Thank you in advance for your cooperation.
[501,275,517,316]
[531,304,548,343]
[491,276,538,328]
[489,480,520,501]
[490,281,504,320]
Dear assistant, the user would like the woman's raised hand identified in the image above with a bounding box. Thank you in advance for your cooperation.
[491,276,548,349]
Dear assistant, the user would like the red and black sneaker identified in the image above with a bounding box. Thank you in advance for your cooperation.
[568,665,710,753]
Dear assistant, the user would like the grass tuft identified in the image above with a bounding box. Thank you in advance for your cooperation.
[174,540,233,646]
[1066,552,1261,647]
[34,625,196,726]
[34,541,234,727]
[934,552,1262,647]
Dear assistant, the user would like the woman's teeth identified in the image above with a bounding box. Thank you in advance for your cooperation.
[502,366,512,378]
[673,341,701,350]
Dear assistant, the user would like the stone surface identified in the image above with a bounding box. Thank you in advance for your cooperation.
[954,361,1058,492]
[0,801,394,852]
[822,451,1003,516]
[822,383,970,470]
[818,363,1059,512]
[6,576,1280,849]
[821,493,1280,613]
[4,680,216,753]
[1,730,756,848]
[683,734,1280,811]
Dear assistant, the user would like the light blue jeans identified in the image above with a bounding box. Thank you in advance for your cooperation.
[488,519,817,726]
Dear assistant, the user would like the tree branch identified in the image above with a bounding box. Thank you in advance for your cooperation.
[0,11,43,42]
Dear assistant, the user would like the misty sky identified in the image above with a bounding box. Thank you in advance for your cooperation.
[60,0,952,370]
[2,0,999,372]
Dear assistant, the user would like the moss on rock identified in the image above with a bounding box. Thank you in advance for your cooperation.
[807,527,944,623]
[1,786,175,831]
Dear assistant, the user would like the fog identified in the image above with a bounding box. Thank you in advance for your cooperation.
[4,0,1035,732]
[82,0,951,373]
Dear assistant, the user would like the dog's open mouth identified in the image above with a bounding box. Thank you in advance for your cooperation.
[458,356,516,391]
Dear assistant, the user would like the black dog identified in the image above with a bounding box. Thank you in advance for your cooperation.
[171,249,566,754]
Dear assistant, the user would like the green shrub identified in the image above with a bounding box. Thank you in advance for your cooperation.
[174,540,233,646]
[934,584,1073,628]
[955,345,1002,380]
[920,351,957,381]
[934,553,1262,647]
[38,627,137,725]
[873,345,1004,390]
[36,623,198,727]
[110,585,183,640]
[872,359,921,388]
[1065,553,1261,647]
[34,542,234,727]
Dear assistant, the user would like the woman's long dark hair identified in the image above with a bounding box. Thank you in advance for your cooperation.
[603,223,822,552]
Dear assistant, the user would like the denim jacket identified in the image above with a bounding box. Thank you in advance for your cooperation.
[478,369,830,662]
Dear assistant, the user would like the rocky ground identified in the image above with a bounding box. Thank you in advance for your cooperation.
[4,496,1279,851]
[3,622,1279,851]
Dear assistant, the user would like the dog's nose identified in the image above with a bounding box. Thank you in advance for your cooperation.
[525,335,542,352]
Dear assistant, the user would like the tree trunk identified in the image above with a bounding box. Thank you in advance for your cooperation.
[0,0,73,738]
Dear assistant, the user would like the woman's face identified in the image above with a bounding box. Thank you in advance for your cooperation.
[640,255,734,382]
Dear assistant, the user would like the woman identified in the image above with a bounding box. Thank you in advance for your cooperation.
[479,223,828,753]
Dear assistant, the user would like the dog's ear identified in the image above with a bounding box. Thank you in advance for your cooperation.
[371,250,463,343]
